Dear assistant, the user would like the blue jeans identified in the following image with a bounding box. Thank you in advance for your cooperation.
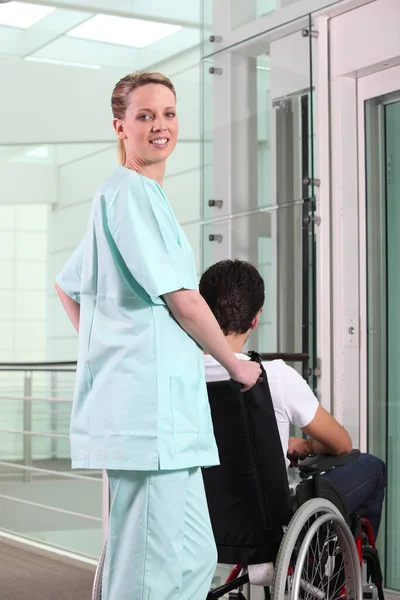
[321,453,386,539]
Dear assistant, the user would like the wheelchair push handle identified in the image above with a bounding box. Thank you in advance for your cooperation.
[229,351,265,392]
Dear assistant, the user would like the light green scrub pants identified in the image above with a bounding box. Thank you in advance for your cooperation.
[102,467,218,600]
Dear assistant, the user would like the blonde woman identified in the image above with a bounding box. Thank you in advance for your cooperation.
[56,72,261,600]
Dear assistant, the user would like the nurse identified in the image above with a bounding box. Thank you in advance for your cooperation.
[55,71,261,600]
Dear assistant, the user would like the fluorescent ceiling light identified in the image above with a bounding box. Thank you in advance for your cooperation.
[0,2,55,29]
[24,146,49,159]
[25,56,101,69]
[67,14,181,48]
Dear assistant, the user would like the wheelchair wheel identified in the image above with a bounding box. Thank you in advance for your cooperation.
[92,541,107,600]
[273,498,362,600]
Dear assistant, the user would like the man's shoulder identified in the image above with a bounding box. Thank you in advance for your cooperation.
[203,354,287,384]
[262,358,286,377]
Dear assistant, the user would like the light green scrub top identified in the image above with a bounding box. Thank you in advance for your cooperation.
[57,166,219,471]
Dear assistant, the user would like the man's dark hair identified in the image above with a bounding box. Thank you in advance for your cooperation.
[199,259,265,335]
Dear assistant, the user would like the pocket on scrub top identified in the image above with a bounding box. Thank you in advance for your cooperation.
[170,375,208,454]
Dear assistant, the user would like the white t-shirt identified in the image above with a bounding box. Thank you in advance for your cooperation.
[203,353,319,467]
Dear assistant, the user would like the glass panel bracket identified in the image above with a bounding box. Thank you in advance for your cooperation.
[303,213,321,226]
[302,28,319,38]
[208,199,223,208]
[305,367,322,377]
[303,176,321,186]
[209,35,223,43]
[302,197,321,226]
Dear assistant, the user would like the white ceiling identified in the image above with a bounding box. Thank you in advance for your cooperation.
[0,0,202,70]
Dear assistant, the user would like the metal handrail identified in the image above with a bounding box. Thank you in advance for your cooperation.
[0,428,69,439]
[0,362,77,366]
[0,493,102,522]
[0,363,102,552]
[0,365,76,372]
[0,394,72,403]
[0,461,100,482]
[0,354,309,552]
[0,366,75,482]
[0,354,309,482]
[260,352,309,362]
[0,354,309,369]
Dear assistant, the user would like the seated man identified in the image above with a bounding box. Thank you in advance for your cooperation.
[199,259,386,539]
[55,244,385,539]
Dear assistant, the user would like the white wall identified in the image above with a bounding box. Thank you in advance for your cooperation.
[0,204,48,363]
[330,0,400,78]
[0,163,57,205]
[47,146,117,361]
[0,204,48,461]
[0,56,124,145]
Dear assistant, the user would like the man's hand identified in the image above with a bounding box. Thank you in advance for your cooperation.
[287,437,311,467]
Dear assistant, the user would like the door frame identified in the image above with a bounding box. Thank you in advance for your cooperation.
[329,0,400,453]
[357,64,400,451]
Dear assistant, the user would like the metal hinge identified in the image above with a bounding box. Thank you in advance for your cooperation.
[303,213,321,226]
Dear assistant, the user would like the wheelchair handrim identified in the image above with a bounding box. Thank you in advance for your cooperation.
[292,512,362,600]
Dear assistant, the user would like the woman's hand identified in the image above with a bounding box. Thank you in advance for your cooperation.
[55,283,80,332]
[228,359,262,392]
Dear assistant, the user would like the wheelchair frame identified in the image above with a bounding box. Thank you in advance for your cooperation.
[206,456,385,600]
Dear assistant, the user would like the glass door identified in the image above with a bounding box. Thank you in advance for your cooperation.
[385,99,400,591]
[365,91,400,590]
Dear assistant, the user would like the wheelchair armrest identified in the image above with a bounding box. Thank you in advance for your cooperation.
[297,449,360,476]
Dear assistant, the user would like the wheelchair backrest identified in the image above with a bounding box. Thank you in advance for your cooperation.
[203,361,292,565]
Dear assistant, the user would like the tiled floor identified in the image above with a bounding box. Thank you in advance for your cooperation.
[1,541,95,600]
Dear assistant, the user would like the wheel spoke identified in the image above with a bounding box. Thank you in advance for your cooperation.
[297,518,354,600]
[273,500,361,600]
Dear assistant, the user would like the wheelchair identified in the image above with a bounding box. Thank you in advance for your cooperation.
[205,452,385,600]
[91,355,384,600]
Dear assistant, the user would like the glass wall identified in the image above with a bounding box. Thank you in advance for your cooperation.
[366,93,400,589]
[201,11,320,593]
[0,0,203,559]
[202,0,343,44]
[201,13,318,383]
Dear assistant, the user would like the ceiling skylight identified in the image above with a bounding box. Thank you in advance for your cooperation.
[0,2,55,29]
[25,56,101,70]
[67,14,182,49]
[24,146,49,159]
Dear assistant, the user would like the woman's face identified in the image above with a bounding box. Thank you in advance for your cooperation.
[114,83,178,166]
